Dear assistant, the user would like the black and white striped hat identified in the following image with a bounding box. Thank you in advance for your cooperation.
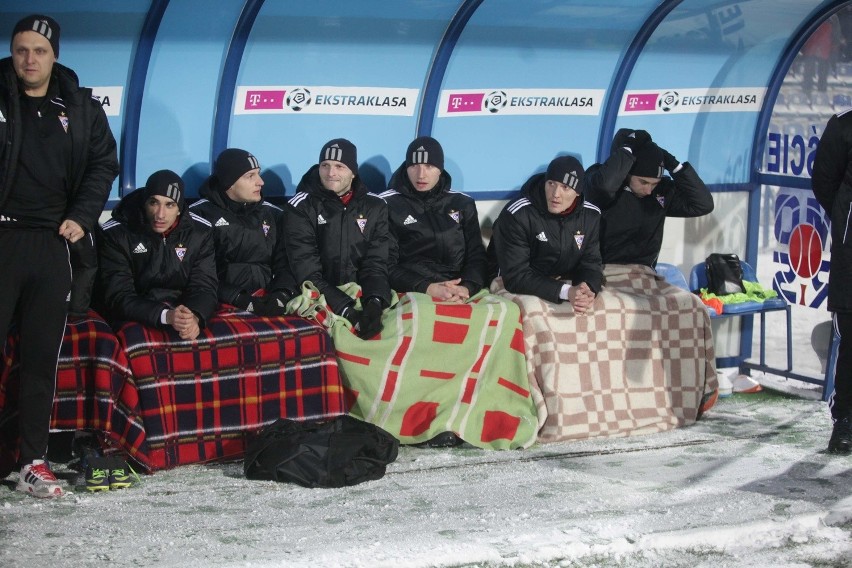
[214,148,260,191]
[143,170,185,210]
[406,136,444,171]
[319,138,358,174]
[11,15,60,57]
[545,156,585,192]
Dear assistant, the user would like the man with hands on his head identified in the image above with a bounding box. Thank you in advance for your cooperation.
[584,129,714,268]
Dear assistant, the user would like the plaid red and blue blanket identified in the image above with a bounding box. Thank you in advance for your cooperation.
[0,312,148,467]
[115,311,345,470]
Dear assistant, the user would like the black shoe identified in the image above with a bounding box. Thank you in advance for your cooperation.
[828,417,852,454]
[415,432,463,448]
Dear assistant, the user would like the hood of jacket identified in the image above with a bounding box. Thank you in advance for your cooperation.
[1,57,83,98]
[197,175,262,215]
[387,161,452,200]
[112,187,192,234]
[295,163,370,201]
[520,172,586,218]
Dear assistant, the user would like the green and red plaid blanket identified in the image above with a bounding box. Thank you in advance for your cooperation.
[290,283,540,449]
[115,310,345,470]
[0,311,148,467]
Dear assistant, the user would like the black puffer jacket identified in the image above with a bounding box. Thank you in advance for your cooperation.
[381,164,487,294]
[98,189,218,327]
[189,179,297,305]
[491,173,603,303]
[812,109,852,313]
[0,58,118,233]
[284,165,391,312]
[584,145,713,267]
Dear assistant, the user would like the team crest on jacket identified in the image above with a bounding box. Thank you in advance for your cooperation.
[448,210,460,223]
[356,215,368,234]
[573,231,584,249]
[58,112,69,133]
[175,244,187,261]
[262,220,270,237]
[656,195,665,207]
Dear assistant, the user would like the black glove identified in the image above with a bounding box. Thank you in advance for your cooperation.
[232,292,253,310]
[662,148,680,172]
[355,297,384,339]
[622,129,652,154]
[252,291,292,317]
[338,303,359,326]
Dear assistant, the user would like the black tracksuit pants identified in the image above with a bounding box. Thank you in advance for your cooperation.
[831,312,852,422]
[0,228,71,464]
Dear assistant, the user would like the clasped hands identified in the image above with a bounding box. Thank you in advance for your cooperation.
[567,282,596,315]
[166,305,201,340]
[426,278,470,303]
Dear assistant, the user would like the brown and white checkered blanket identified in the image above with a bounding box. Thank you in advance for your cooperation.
[491,263,717,443]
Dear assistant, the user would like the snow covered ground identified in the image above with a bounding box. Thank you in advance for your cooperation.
[1,384,851,568]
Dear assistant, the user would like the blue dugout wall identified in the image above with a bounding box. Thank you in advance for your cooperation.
[1,0,848,374]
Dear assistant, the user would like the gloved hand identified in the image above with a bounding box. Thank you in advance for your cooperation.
[662,148,680,172]
[338,303,359,327]
[622,129,652,154]
[232,292,252,310]
[252,291,292,317]
[355,297,384,339]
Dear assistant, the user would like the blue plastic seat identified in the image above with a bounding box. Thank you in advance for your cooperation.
[689,259,807,392]
[655,262,689,291]
[689,261,787,316]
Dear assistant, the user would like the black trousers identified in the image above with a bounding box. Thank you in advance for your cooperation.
[0,229,71,464]
[830,312,852,421]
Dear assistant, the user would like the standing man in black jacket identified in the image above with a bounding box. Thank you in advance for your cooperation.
[584,129,714,268]
[812,108,852,454]
[285,139,391,339]
[98,170,218,340]
[381,136,487,303]
[190,148,298,316]
[0,15,118,497]
[491,156,602,312]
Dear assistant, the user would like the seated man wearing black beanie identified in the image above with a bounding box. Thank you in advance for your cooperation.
[584,129,714,267]
[381,136,488,303]
[98,170,218,340]
[491,155,602,312]
[285,138,391,339]
[189,148,298,316]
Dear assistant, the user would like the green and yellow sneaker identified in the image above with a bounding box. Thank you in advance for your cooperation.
[108,465,133,490]
[86,465,110,492]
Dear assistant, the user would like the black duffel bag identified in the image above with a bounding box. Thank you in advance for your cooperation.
[705,253,746,296]
[244,415,399,488]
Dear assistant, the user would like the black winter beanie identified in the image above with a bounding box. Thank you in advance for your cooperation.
[214,148,260,191]
[11,15,60,57]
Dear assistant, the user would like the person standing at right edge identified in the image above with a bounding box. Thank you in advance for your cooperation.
[812,108,852,454]
[0,15,119,496]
